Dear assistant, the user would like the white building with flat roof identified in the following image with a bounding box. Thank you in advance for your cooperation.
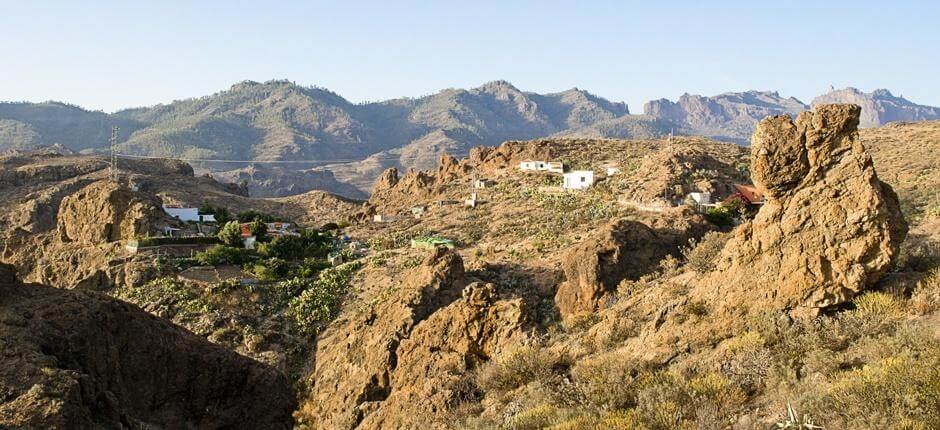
[689,192,712,205]
[563,171,594,190]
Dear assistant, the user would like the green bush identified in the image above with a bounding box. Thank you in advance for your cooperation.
[217,221,243,247]
[257,232,332,260]
[236,210,276,223]
[704,206,734,227]
[286,261,362,335]
[294,257,330,279]
[199,204,232,224]
[247,257,290,281]
[247,219,268,242]
[193,245,255,266]
[812,352,940,428]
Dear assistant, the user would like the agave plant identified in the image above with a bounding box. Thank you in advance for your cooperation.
[775,402,823,429]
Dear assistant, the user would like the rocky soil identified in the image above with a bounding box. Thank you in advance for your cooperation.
[0,263,295,428]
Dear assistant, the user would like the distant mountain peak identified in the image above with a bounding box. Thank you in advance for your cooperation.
[813,87,940,127]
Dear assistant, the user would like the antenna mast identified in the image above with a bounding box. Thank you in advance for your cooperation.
[109,126,119,181]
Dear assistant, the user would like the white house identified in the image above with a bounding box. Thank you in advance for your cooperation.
[688,192,712,205]
[519,160,564,174]
[163,206,199,222]
[199,214,217,223]
[519,161,539,171]
[541,161,564,174]
[563,171,594,190]
[473,179,496,189]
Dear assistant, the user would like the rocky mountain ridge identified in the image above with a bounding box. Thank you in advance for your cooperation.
[3,82,938,198]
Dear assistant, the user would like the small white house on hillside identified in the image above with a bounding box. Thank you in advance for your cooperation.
[519,160,564,174]
[563,171,594,190]
[688,192,712,205]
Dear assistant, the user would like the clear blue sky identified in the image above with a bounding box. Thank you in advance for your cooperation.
[1,0,937,113]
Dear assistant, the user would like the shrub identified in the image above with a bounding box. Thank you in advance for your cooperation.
[812,353,940,428]
[193,245,255,266]
[294,257,330,279]
[911,268,940,315]
[893,234,940,272]
[217,221,243,247]
[853,292,904,318]
[115,277,210,318]
[286,261,362,335]
[248,257,290,282]
[571,352,645,410]
[704,206,734,227]
[720,331,772,394]
[476,345,564,393]
[257,233,331,260]
[247,219,268,242]
[509,404,565,430]
[236,210,275,223]
[681,232,729,272]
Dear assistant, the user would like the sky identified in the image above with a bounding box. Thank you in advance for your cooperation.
[1,0,938,113]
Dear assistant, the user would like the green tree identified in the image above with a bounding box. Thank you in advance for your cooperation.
[217,221,243,247]
[249,220,268,242]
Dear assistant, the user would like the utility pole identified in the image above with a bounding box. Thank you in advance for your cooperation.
[109,126,120,181]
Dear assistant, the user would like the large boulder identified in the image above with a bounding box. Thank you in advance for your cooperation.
[57,180,167,245]
[555,212,710,320]
[710,104,907,316]
[0,264,295,428]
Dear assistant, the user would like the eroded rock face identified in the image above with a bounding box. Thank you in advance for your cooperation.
[555,212,710,319]
[359,282,528,429]
[711,104,907,316]
[57,180,166,245]
[301,249,466,429]
[0,264,295,428]
[299,250,529,429]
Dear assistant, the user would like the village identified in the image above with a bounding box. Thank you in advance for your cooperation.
[123,148,764,293]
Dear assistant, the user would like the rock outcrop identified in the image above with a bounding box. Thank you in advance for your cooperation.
[299,249,529,429]
[57,180,168,245]
[555,212,711,319]
[706,104,907,317]
[0,264,295,428]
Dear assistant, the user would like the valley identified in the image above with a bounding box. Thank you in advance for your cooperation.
[1,105,938,428]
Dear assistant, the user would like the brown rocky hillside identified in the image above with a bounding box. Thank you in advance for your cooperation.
[0,263,295,428]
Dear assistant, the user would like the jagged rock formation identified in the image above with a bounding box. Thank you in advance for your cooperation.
[812,87,940,128]
[299,249,529,429]
[0,264,295,428]
[702,104,906,317]
[643,91,809,143]
[57,181,168,245]
[555,212,711,319]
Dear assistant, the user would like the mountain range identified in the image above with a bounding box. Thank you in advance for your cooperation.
[2,81,938,197]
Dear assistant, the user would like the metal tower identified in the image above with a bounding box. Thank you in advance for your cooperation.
[109,126,119,181]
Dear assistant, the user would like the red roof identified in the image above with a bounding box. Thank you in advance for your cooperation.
[732,184,764,204]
